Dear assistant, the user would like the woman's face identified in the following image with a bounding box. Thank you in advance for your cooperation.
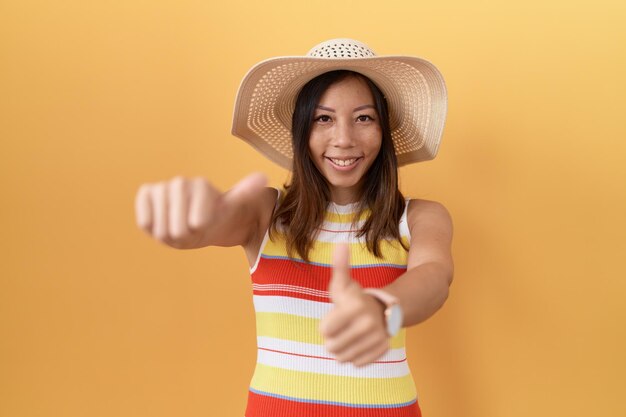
[308,75,382,204]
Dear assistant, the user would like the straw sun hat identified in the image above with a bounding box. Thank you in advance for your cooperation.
[231,38,448,169]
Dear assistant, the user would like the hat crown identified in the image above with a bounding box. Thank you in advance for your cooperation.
[306,38,376,59]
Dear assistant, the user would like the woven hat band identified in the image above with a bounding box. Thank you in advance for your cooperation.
[307,39,377,59]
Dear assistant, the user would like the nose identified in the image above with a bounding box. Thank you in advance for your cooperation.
[331,120,355,148]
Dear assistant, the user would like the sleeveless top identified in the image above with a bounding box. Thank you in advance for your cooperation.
[245,191,421,417]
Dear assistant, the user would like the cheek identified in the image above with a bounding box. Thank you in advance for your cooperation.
[308,133,324,156]
[366,131,383,154]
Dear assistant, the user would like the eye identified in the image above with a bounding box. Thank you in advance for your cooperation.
[314,115,332,123]
[356,114,375,122]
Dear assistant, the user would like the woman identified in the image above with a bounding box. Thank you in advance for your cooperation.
[136,39,453,417]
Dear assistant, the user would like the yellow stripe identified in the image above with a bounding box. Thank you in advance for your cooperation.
[256,313,324,345]
[263,238,409,266]
[250,363,417,405]
[323,209,371,223]
[256,312,406,349]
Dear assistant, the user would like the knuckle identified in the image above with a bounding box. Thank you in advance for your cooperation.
[169,227,188,241]
[137,219,151,231]
[152,182,167,198]
[192,177,211,193]
[192,178,216,202]
[153,230,169,242]
[374,333,388,347]
[324,340,337,353]
[169,175,187,190]
[137,183,151,196]
[319,319,329,336]
[375,342,390,359]
[189,214,209,230]
[192,213,214,233]
[334,350,349,362]
[192,176,208,185]
[320,313,340,337]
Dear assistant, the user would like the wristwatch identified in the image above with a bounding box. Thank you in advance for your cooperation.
[363,288,403,337]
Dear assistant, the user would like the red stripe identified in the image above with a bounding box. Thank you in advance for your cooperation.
[257,347,407,364]
[252,258,405,290]
[246,390,421,417]
[258,347,335,361]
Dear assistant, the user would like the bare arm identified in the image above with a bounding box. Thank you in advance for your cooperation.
[134,173,276,251]
[319,199,453,367]
[382,199,454,326]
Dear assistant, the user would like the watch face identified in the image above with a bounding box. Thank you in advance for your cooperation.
[386,304,403,336]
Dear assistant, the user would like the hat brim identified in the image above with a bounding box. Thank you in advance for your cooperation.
[232,55,448,169]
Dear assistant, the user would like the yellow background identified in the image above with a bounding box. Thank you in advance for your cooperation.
[1,0,625,416]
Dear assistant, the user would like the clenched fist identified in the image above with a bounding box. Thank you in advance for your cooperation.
[319,244,390,367]
[134,172,267,249]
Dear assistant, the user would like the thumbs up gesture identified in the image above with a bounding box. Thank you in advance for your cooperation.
[135,172,267,249]
[319,244,390,367]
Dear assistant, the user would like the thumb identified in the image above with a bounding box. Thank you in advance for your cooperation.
[222,172,268,206]
[329,243,353,303]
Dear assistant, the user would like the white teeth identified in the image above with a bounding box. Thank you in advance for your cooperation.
[330,158,357,167]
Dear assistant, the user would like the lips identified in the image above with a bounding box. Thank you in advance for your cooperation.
[325,157,362,167]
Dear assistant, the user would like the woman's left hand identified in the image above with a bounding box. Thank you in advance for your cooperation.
[319,244,390,367]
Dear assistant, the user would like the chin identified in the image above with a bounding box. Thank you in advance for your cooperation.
[325,174,365,192]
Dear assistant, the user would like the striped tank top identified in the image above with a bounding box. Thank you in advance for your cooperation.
[246,191,421,417]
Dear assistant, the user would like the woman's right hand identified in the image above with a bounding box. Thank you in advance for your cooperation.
[134,173,267,249]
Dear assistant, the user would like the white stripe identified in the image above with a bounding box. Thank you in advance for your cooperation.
[252,283,330,298]
[313,220,367,244]
[320,219,366,230]
[315,230,368,244]
[249,188,281,274]
[256,347,410,378]
[253,295,331,318]
[314,220,410,243]
[257,336,407,362]
[399,198,411,242]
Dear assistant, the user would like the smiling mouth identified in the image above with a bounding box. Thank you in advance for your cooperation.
[326,157,361,167]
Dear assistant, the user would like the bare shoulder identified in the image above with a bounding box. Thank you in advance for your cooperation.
[405,198,454,276]
[406,198,453,235]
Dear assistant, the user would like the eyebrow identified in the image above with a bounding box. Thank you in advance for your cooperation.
[316,104,376,112]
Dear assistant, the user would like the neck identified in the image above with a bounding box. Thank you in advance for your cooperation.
[329,185,362,205]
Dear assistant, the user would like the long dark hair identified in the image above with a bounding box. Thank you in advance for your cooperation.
[271,70,407,262]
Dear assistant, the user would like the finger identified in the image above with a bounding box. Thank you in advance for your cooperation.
[135,184,153,231]
[351,339,390,367]
[333,331,385,363]
[324,314,382,355]
[188,177,218,230]
[330,243,352,302]
[319,307,352,338]
[150,182,168,241]
[168,176,190,240]
[222,172,268,207]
